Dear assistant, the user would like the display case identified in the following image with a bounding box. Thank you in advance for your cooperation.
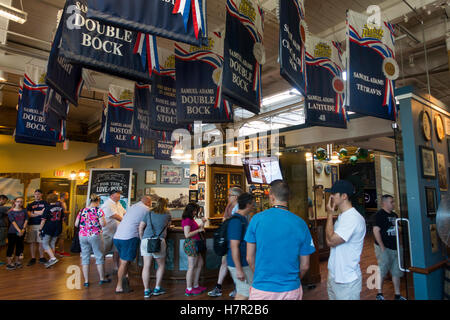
[209,165,245,218]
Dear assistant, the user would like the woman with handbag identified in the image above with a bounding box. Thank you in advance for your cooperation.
[182,202,207,296]
[139,198,171,298]
[74,194,110,287]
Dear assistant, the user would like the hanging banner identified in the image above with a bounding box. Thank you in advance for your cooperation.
[59,0,159,84]
[86,0,208,46]
[155,140,175,161]
[175,32,233,123]
[347,10,398,120]
[222,0,264,115]
[103,85,143,150]
[86,168,132,209]
[43,87,69,135]
[305,36,347,129]
[99,104,119,155]
[15,66,62,146]
[279,0,307,96]
[46,6,84,106]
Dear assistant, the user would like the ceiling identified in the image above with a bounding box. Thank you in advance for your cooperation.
[0,0,448,142]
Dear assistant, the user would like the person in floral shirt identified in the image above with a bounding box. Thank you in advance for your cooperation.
[75,194,110,287]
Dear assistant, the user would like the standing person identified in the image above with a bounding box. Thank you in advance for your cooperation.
[208,187,243,297]
[0,195,10,266]
[56,192,70,257]
[26,189,48,266]
[75,194,111,287]
[325,180,366,300]
[182,202,207,296]
[6,197,28,270]
[39,193,65,268]
[245,180,315,300]
[227,193,255,300]
[139,198,172,298]
[101,190,126,275]
[373,195,407,300]
[113,196,152,294]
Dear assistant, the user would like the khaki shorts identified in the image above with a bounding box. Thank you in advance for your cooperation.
[374,244,404,279]
[25,225,43,243]
[327,274,362,300]
[228,266,254,298]
[141,238,167,259]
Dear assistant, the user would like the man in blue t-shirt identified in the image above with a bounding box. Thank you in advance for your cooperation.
[245,180,316,300]
[26,189,48,266]
[227,192,255,300]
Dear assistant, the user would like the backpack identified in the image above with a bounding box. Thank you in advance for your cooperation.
[213,215,246,256]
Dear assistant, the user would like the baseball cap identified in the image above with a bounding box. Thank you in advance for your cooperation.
[325,180,355,197]
[109,189,122,196]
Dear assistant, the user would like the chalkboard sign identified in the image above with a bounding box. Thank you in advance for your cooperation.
[86,168,133,209]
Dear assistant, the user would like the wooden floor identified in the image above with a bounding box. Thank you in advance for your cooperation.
[0,234,411,300]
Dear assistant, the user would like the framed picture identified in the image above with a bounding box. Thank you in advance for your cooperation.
[198,183,205,201]
[145,170,157,184]
[419,146,436,179]
[184,168,190,179]
[425,187,437,217]
[244,140,253,153]
[160,165,182,185]
[434,114,445,142]
[189,190,198,203]
[198,164,206,182]
[437,153,448,191]
[131,173,137,201]
[419,110,432,141]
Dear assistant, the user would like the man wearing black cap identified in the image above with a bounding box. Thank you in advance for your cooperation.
[325,180,366,300]
[101,190,126,274]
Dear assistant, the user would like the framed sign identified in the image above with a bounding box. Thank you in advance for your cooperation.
[419,110,432,141]
[145,170,157,184]
[420,146,436,179]
[198,183,205,201]
[434,114,445,142]
[86,168,132,209]
[198,164,206,182]
[437,153,448,191]
[189,190,198,203]
[425,187,437,217]
[160,165,182,185]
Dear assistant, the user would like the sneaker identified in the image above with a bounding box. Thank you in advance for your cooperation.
[395,295,407,300]
[84,282,89,287]
[27,258,36,266]
[152,287,166,296]
[144,289,152,298]
[38,258,47,264]
[229,289,236,298]
[6,264,16,270]
[208,287,222,297]
[194,286,206,293]
[185,288,201,296]
[15,263,23,269]
[376,294,385,300]
[45,258,59,268]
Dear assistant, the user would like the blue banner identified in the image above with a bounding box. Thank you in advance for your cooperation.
[155,140,175,161]
[222,0,264,115]
[305,36,347,129]
[279,0,306,96]
[98,104,119,154]
[346,10,398,121]
[15,67,62,146]
[44,88,69,133]
[59,0,157,84]
[150,72,180,131]
[87,0,208,46]
[46,6,84,106]
[175,32,233,124]
[103,85,142,150]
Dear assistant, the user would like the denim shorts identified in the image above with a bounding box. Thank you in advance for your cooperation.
[113,238,140,262]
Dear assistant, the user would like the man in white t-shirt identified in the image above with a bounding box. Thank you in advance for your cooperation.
[325,180,366,300]
[101,190,126,274]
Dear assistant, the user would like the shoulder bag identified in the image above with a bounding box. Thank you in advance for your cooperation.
[147,213,168,253]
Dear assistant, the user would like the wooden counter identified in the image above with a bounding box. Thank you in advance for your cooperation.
[137,225,221,281]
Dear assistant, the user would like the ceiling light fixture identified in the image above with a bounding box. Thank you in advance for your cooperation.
[0,2,28,24]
